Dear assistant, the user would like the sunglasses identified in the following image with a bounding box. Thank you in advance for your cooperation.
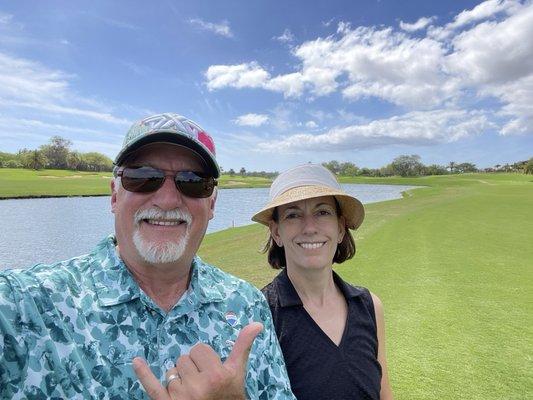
[116,166,217,198]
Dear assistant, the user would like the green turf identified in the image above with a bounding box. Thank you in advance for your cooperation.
[3,168,532,397]
[199,173,533,399]
[0,168,273,198]
[0,168,114,198]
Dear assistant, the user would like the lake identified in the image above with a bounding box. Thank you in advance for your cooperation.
[0,184,419,269]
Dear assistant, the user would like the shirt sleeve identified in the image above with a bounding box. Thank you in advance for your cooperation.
[245,292,296,400]
[0,275,29,399]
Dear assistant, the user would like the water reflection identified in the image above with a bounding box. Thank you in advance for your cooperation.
[0,184,418,269]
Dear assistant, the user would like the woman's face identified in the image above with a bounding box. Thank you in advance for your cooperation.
[270,196,345,272]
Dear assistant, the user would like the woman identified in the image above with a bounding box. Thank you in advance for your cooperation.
[252,164,393,400]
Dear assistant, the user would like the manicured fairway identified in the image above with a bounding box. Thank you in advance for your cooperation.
[0,168,113,198]
[0,168,272,198]
[199,173,533,400]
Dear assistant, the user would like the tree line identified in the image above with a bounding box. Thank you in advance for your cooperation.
[223,155,532,178]
[0,136,114,172]
[322,155,533,177]
[2,138,532,176]
[224,167,278,179]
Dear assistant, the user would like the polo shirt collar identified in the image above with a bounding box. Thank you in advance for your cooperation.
[274,269,302,308]
[332,270,365,299]
[274,268,364,308]
[92,235,141,307]
[92,235,225,308]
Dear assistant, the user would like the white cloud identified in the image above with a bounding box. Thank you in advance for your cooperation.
[265,72,306,97]
[305,120,318,128]
[0,52,70,103]
[189,18,233,38]
[274,29,294,43]
[447,4,533,84]
[233,113,269,127]
[257,109,492,152]
[449,0,520,30]
[429,0,522,40]
[0,117,119,139]
[445,2,533,134]
[400,16,436,32]
[0,51,130,125]
[205,26,454,106]
[490,75,533,135]
[205,62,269,90]
[205,0,533,137]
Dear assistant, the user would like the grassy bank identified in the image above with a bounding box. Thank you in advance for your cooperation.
[0,168,273,198]
[199,173,533,400]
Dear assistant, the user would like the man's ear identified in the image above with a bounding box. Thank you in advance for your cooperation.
[110,178,118,214]
[269,220,283,247]
[208,187,217,220]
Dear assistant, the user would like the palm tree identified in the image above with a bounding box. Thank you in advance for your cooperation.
[448,162,456,173]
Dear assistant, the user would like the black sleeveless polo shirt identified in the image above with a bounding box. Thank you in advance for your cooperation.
[262,269,382,400]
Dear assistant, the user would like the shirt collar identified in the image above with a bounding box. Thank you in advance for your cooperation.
[274,269,302,307]
[92,235,141,307]
[332,270,365,299]
[274,268,364,308]
[92,235,225,308]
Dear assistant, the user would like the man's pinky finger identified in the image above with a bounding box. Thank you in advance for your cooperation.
[132,357,171,400]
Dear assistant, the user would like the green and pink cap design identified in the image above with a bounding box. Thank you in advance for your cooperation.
[115,113,220,178]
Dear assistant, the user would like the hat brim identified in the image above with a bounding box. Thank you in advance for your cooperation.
[114,131,220,178]
[251,185,365,230]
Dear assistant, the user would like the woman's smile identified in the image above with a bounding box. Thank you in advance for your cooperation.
[296,241,327,250]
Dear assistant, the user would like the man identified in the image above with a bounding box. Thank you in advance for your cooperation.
[0,113,295,399]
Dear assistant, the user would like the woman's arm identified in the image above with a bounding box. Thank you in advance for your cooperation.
[371,292,394,400]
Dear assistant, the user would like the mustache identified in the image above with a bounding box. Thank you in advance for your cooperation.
[134,207,192,225]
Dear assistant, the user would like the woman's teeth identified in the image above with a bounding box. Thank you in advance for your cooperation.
[298,242,325,249]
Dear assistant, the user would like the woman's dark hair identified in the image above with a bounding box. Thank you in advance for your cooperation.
[262,198,356,269]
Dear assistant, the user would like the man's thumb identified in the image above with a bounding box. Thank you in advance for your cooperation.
[225,322,263,370]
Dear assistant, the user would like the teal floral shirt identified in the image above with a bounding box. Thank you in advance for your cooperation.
[0,235,295,400]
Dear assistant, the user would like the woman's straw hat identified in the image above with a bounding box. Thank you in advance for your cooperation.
[252,164,365,229]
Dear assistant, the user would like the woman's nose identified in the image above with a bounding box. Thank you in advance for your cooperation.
[301,214,318,234]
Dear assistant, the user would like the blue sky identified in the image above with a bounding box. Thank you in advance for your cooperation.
[0,0,531,172]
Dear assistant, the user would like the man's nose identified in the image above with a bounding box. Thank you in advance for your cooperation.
[152,175,185,210]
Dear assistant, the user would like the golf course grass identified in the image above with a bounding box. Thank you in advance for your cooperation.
[0,168,272,198]
[2,168,531,398]
[199,173,533,399]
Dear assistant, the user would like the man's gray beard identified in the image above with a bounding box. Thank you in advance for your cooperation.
[132,208,192,264]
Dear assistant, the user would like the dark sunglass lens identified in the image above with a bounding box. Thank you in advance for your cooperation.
[121,167,165,193]
[175,171,216,198]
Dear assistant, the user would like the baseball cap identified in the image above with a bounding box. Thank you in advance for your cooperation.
[115,113,220,178]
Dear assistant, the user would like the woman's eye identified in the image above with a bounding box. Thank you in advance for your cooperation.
[285,212,300,220]
[317,209,332,216]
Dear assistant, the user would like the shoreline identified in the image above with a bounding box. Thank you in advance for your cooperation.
[0,184,271,200]
[0,193,112,201]
[0,182,424,201]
